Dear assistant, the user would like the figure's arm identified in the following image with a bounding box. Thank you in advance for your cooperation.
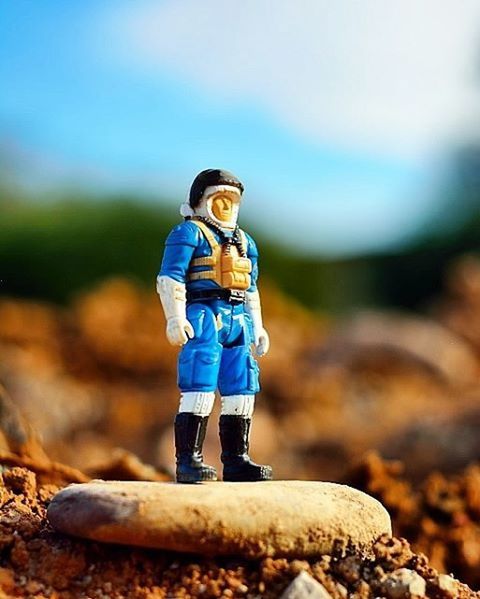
[246,288,270,357]
[157,223,198,346]
[157,275,194,346]
[244,234,270,357]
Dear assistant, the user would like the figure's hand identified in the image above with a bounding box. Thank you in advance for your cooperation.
[166,317,194,346]
[254,327,270,357]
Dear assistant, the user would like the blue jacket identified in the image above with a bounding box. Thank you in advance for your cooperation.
[159,220,258,293]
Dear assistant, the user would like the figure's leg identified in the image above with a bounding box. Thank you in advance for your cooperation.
[175,303,221,483]
[174,393,216,483]
[218,344,273,482]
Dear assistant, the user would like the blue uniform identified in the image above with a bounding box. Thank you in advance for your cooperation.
[160,220,260,396]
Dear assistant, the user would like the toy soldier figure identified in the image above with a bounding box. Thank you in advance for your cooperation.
[157,169,272,483]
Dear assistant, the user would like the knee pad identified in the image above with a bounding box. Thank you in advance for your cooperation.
[221,394,255,417]
[179,391,215,416]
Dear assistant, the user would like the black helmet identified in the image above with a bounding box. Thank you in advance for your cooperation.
[188,169,244,209]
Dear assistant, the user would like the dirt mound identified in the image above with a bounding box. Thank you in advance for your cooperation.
[2,276,480,484]
[0,464,476,598]
[4,260,480,594]
[347,452,480,589]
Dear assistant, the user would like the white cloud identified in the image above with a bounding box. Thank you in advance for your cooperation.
[106,0,480,158]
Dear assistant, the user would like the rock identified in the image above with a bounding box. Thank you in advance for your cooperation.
[335,311,478,386]
[433,574,460,598]
[47,480,391,558]
[0,567,15,594]
[280,571,332,598]
[382,568,426,599]
[87,448,169,482]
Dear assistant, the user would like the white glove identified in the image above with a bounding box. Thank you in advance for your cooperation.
[245,290,270,357]
[156,276,195,346]
[166,316,194,346]
[254,327,270,357]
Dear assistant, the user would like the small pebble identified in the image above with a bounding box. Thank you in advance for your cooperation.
[280,571,333,599]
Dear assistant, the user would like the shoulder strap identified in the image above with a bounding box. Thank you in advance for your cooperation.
[190,219,219,251]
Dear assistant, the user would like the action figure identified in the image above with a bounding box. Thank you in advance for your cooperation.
[157,169,272,483]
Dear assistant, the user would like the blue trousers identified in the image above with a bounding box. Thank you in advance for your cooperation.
[178,300,260,396]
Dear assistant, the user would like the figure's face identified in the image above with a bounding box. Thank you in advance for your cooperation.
[195,185,242,228]
[209,189,240,223]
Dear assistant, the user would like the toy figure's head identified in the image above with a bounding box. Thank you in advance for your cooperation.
[181,169,244,229]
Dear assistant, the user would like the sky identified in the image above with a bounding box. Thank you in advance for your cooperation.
[1,1,480,255]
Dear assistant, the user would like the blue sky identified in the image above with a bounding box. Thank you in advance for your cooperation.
[1,1,480,255]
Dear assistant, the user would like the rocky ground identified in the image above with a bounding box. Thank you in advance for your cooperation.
[3,255,480,596]
[0,462,476,598]
[347,453,480,590]
[2,261,480,484]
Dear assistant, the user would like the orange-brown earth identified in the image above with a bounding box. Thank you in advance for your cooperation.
[348,452,480,590]
[2,255,480,594]
[0,463,476,598]
[2,269,480,483]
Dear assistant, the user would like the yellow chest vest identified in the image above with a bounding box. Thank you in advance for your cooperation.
[187,219,252,291]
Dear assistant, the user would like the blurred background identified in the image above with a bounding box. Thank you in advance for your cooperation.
[3,0,480,310]
[3,0,480,583]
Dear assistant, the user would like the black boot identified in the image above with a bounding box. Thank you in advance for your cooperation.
[175,413,217,483]
[219,415,273,482]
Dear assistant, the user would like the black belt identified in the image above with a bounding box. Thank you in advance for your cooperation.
[186,289,246,304]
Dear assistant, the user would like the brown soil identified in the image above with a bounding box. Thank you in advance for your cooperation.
[0,464,476,599]
[2,276,480,485]
[4,257,480,595]
[347,452,480,590]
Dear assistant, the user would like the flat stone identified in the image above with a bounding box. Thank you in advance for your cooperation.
[47,480,391,558]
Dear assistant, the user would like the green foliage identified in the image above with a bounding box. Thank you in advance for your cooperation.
[1,185,480,313]
[370,209,480,310]
[0,192,379,311]
[0,195,176,302]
